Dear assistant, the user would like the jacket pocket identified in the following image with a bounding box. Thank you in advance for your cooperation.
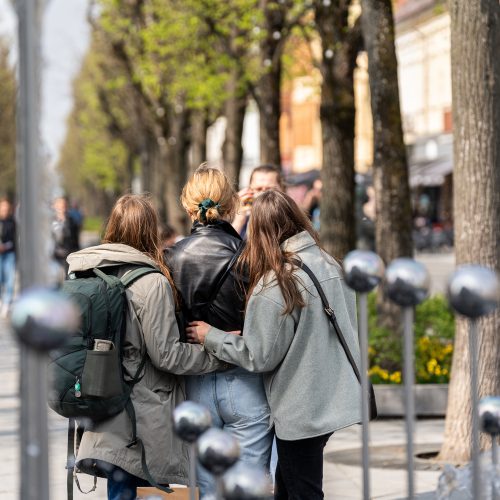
[81,349,123,398]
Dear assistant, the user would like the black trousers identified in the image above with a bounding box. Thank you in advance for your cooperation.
[274,432,333,500]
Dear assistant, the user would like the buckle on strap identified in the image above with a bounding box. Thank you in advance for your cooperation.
[325,307,335,318]
[126,439,138,448]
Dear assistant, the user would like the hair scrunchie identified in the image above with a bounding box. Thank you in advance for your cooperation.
[198,198,220,222]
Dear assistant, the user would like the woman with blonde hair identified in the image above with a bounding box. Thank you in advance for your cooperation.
[186,190,362,499]
[67,194,221,500]
[166,165,273,498]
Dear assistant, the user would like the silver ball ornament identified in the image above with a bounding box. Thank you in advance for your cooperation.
[222,462,273,500]
[172,401,212,443]
[384,258,430,307]
[343,250,385,293]
[11,288,80,351]
[447,265,499,318]
[197,428,240,476]
[478,396,500,436]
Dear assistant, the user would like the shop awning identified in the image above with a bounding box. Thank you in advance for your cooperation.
[409,157,453,187]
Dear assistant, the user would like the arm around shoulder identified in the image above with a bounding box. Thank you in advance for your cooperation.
[204,292,295,372]
[140,276,222,374]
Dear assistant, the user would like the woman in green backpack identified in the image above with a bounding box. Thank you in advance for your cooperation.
[68,194,222,500]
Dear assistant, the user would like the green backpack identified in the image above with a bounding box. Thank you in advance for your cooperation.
[48,265,173,498]
[48,265,158,421]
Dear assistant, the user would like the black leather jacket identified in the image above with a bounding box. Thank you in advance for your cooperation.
[165,221,246,332]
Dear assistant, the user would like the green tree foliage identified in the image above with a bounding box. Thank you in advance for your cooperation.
[58,33,134,215]
[87,0,267,228]
[0,38,16,198]
[59,0,310,220]
[95,0,262,116]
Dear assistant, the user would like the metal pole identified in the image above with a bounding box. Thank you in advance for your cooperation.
[358,293,370,500]
[189,442,198,500]
[215,477,224,500]
[403,307,415,500]
[492,437,498,500]
[16,1,49,499]
[468,320,481,500]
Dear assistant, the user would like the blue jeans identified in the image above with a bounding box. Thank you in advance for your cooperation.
[186,366,273,498]
[104,464,150,500]
[0,251,15,306]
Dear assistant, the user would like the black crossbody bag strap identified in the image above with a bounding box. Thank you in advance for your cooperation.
[296,261,377,420]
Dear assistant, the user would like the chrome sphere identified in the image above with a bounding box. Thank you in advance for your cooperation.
[343,250,385,293]
[172,401,212,443]
[11,288,80,351]
[478,396,500,436]
[222,462,273,500]
[197,428,240,476]
[384,258,430,307]
[447,265,499,318]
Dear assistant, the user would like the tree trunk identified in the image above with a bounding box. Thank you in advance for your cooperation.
[222,69,247,189]
[139,131,164,213]
[164,108,190,235]
[256,0,285,169]
[316,2,360,259]
[258,62,282,168]
[361,0,413,332]
[190,109,208,174]
[438,0,500,463]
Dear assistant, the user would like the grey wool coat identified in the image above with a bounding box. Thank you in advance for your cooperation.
[67,244,221,485]
[204,231,362,441]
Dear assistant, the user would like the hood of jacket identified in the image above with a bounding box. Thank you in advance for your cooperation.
[67,243,159,273]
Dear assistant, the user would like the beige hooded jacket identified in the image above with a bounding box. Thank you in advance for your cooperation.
[67,243,221,485]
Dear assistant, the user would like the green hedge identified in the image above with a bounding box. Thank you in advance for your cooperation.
[367,293,455,384]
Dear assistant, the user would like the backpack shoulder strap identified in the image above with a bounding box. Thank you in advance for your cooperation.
[120,266,162,288]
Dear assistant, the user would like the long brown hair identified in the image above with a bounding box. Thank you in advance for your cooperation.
[239,190,320,314]
[103,194,178,306]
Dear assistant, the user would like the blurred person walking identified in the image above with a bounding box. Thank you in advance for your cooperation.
[0,198,16,318]
[166,166,273,498]
[186,190,362,500]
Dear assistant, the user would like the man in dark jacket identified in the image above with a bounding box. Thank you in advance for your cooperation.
[0,199,16,318]
[232,164,284,238]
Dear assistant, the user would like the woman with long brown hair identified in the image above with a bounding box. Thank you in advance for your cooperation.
[186,190,362,499]
[166,166,273,498]
[67,194,221,500]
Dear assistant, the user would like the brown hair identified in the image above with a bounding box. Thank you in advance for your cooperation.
[103,194,178,306]
[181,165,239,224]
[239,190,320,314]
[249,164,285,190]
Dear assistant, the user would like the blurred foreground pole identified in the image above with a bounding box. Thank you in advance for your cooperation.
[385,258,430,500]
[16,0,50,499]
[343,250,385,500]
